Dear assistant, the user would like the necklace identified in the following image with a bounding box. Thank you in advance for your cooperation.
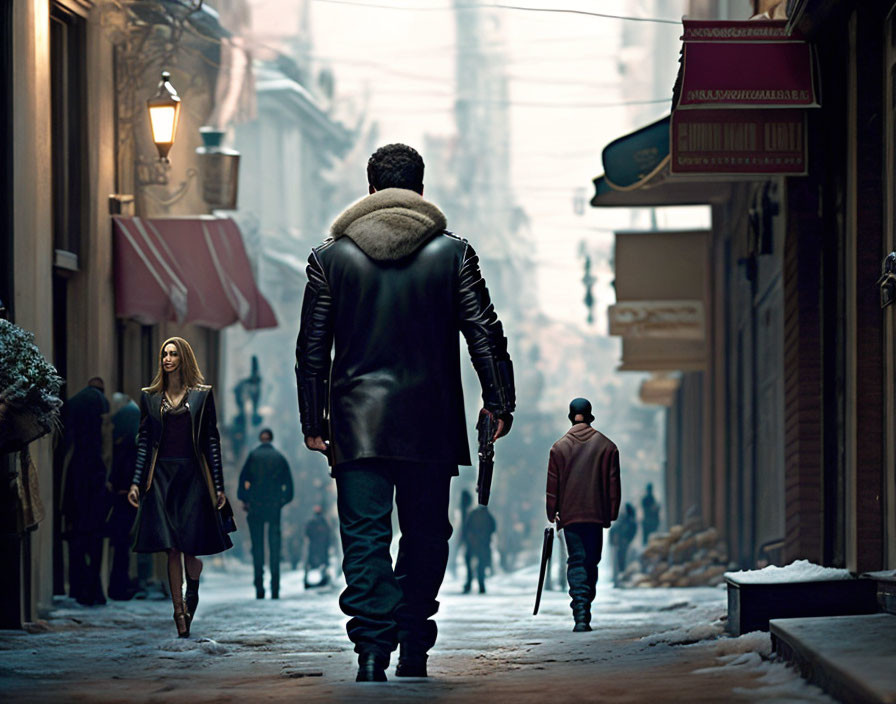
[163,388,189,410]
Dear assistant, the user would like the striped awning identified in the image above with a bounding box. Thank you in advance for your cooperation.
[112,215,277,331]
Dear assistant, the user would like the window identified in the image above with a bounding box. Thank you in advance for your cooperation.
[50,3,87,266]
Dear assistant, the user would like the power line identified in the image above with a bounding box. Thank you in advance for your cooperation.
[373,97,668,113]
[310,0,681,24]
[276,32,630,58]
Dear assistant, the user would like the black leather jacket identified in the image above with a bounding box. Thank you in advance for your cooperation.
[296,230,515,468]
[131,386,225,495]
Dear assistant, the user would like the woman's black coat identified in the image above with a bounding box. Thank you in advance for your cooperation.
[131,386,225,501]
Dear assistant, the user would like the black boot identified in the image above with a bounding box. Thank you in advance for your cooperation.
[356,653,388,682]
[185,576,200,628]
[395,643,428,678]
[572,603,592,632]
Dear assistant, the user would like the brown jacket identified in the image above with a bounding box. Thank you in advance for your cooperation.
[546,424,621,529]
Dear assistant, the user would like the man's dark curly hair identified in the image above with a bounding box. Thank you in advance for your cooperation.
[367,143,425,193]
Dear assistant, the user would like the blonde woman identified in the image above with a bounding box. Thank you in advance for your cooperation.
[128,337,233,637]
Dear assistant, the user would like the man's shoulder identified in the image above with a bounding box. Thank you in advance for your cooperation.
[312,237,336,254]
[441,230,468,246]
[591,429,617,450]
[550,434,571,453]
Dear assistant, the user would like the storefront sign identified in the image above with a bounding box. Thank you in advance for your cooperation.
[670,109,807,176]
[677,19,818,109]
[638,374,681,406]
[609,300,705,340]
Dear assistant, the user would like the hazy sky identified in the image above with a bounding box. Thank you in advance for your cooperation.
[249,0,709,329]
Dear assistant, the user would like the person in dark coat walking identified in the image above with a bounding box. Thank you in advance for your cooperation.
[127,337,233,638]
[641,483,660,546]
[609,503,637,584]
[546,398,621,632]
[304,506,332,588]
[238,428,294,599]
[296,143,515,682]
[106,393,140,600]
[462,505,496,594]
[61,377,110,606]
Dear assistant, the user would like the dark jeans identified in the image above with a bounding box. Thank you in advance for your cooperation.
[335,459,453,661]
[614,538,632,578]
[563,523,604,618]
[247,514,282,594]
[68,534,105,604]
[108,537,132,598]
[464,548,488,592]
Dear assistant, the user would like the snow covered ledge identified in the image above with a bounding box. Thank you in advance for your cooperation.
[723,560,878,635]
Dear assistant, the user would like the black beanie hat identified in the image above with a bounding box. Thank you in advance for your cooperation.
[568,397,594,424]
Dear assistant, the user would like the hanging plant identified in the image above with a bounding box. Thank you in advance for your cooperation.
[0,320,64,454]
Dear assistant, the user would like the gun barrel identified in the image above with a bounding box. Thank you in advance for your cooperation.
[477,459,493,505]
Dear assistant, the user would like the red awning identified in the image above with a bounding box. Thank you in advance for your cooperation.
[113,216,277,330]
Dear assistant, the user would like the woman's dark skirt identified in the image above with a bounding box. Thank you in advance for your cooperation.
[132,456,232,556]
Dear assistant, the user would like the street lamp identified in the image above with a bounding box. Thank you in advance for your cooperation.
[146,71,181,162]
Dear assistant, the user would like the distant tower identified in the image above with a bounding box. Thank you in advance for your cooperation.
[451,0,534,318]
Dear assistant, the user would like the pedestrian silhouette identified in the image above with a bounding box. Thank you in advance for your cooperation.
[304,506,332,588]
[238,428,294,599]
[610,503,637,584]
[106,393,140,600]
[462,505,496,594]
[641,483,661,546]
[61,377,110,606]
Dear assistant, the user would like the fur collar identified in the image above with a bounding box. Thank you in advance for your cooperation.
[330,188,447,261]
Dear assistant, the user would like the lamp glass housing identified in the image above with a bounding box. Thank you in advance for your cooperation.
[149,106,177,144]
[146,71,181,161]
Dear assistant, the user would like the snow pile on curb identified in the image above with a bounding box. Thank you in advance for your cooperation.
[724,559,852,584]
[712,631,772,658]
[642,618,725,645]
[693,631,834,702]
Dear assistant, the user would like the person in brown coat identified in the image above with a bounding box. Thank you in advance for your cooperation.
[546,397,621,631]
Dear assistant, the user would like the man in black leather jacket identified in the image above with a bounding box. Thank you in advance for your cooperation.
[296,143,515,682]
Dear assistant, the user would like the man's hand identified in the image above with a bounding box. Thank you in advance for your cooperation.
[127,484,140,508]
[216,491,227,510]
[305,436,327,452]
[494,413,513,441]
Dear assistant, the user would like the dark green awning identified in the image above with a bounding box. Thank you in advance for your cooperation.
[601,114,670,191]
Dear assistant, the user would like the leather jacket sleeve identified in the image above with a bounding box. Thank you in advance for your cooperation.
[131,392,151,488]
[201,390,225,494]
[296,250,334,438]
[457,243,516,416]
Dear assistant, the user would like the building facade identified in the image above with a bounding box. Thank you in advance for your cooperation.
[594,0,896,573]
[3,0,273,627]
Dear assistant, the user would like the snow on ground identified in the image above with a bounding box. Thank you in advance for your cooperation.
[0,559,834,703]
[725,559,853,584]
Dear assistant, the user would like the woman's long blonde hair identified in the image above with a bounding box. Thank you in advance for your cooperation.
[144,336,205,394]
